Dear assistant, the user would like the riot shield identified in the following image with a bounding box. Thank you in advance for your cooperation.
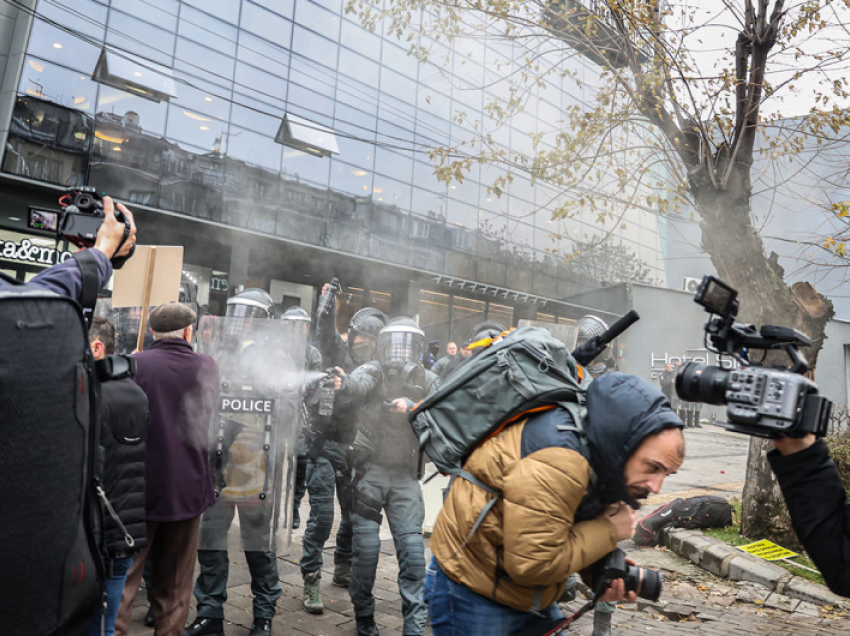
[197,315,307,554]
[517,319,579,350]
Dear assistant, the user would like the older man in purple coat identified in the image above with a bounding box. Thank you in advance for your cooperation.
[115,302,219,636]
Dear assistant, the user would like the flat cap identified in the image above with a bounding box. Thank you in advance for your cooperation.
[149,302,196,332]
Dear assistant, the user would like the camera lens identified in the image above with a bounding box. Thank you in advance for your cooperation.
[625,565,662,602]
[676,362,730,405]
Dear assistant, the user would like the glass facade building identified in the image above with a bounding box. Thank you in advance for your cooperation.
[0,0,667,341]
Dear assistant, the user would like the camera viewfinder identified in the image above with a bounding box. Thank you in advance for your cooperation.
[696,276,737,318]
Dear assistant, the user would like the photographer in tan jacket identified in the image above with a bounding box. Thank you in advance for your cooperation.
[427,373,685,636]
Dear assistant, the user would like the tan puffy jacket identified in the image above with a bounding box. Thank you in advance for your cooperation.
[430,419,618,612]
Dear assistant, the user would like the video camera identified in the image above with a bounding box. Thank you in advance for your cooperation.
[28,186,135,268]
[675,276,831,439]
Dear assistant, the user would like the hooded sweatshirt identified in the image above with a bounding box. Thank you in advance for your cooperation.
[430,372,682,612]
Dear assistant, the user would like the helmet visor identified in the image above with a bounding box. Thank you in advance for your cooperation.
[378,331,425,365]
[226,304,270,320]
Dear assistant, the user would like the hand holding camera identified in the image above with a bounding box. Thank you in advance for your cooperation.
[93,196,137,265]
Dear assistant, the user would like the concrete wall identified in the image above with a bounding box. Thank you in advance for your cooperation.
[815,318,850,407]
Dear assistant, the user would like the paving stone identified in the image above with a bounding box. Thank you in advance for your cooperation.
[764,593,800,612]
[784,576,846,607]
[736,585,770,605]
[728,555,787,589]
[795,601,822,617]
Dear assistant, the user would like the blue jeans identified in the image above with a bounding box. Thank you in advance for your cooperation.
[86,556,133,636]
[427,558,563,636]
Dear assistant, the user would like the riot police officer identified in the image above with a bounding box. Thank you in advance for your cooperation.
[465,321,506,355]
[333,318,439,636]
[302,297,388,614]
[283,306,323,529]
[186,289,298,636]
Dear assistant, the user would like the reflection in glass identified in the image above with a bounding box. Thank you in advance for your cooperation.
[296,1,341,39]
[165,106,227,151]
[106,10,176,67]
[292,27,339,70]
[96,86,167,136]
[341,19,381,60]
[241,1,294,46]
[19,57,96,113]
[174,38,235,89]
[111,0,179,32]
[371,174,411,210]
[419,290,450,346]
[488,303,513,328]
[159,140,224,221]
[330,160,373,196]
[452,296,485,343]
[282,147,331,187]
[27,19,103,73]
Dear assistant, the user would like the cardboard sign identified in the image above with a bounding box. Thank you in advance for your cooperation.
[738,540,798,561]
[112,246,184,351]
[111,246,184,308]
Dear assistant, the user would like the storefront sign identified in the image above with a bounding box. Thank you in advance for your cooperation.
[0,238,73,266]
[211,274,229,293]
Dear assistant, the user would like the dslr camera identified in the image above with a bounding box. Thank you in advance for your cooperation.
[591,548,662,603]
[29,186,134,268]
[675,276,831,439]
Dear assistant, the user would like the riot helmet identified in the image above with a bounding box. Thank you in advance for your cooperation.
[575,314,614,376]
[466,321,506,352]
[378,317,426,368]
[281,305,311,340]
[226,288,275,320]
[348,306,388,363]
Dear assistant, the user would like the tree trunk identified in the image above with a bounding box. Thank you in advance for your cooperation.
[689,164,832,548]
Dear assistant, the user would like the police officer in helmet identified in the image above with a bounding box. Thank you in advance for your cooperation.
[465,321,506,356]
[333,317,439,636]
[185,288,285,636]
[303,293,389,615]
[574,314,617,378]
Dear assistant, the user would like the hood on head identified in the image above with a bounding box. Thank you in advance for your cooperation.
[585,373,683,507]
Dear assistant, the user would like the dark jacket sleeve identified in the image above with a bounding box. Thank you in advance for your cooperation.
[769,440,850,597]
[316,301,348,369]
[26,249,112,300]
[307,345,323,372]
[336,361,381,408]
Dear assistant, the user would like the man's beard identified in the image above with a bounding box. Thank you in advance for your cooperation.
[627,485,651,501]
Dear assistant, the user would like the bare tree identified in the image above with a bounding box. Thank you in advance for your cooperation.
[347,0,850,545]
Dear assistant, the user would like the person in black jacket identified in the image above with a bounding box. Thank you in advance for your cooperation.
[86,317,149,636]
[769,434,850,597]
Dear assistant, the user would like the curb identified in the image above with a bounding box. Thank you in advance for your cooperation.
[659,527,848,608]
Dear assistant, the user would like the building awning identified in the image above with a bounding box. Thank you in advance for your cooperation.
[93,50,178,103]
[275,113,339,157]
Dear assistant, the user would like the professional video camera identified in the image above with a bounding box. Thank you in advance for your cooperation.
[28,186,135,268]
[675,275,831,439]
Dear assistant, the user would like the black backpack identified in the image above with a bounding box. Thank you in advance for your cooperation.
[0,275,105,635]
[633,496,734,547]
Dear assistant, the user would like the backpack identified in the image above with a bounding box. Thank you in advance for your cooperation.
[409,327,592,528]
[0,280,105,635]
[633,496,734,547]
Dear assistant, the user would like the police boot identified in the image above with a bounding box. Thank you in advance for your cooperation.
[221,430,266,500]
[332,560,351,587]
[356,615,380,636]
[144,606,155,627]
[591,611,612,636]
[302,571,324,614]
[183,617,224,636]
[249,617,272,636]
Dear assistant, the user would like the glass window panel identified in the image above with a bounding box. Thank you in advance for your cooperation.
[411,186,445,218]
[234,62,288,108]
[290,56,336,98]
[310,0,342,13]
[179,6,238,56]
[336,80,379,116]
[412,160,444,194]
[452,296,486,343]
[282,146,330,187]
[173,72,232,121]
[295,0,341,36]
[446,198,476,230]
[419,289,450,345]
[165,105,228,151]
[241,2,293,46]
[111,0,178,31]
[237,33,291,78]
[225,125,282,172]
[335,135,374,169]
[174,38,235,88]
[230,93,284,136]
[106,10,176,67]
[380,68,416,105]
[251,0,295,19]
[286,84,334,126]
[334,102,376,139]
[453,85,482,111]
[26,19,102,72]
[159,140,224,218]
[18,56,97,112]
[292,26,339,70]
[374,148,412,183]
[38,0,107,41]
[90,124,165,201]
[180,0,240,24]
[371,174,411,209]
[417,85,451,120]
[488,303,513,327]
[448,178,479,207]
[330,159,373,196]
[341,19,381,60]
[381,42,418,79]
[339,49,380,87]
[96,85,167,135]
[415,111,450,147]
[480,210,508,242]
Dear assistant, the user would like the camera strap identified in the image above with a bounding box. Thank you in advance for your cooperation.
[73,250,100,327]
[510,600,595,636]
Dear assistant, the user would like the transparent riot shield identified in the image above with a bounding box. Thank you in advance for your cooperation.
[197,315,306,554]
[517,319,579,350]
[109,305,155,354]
